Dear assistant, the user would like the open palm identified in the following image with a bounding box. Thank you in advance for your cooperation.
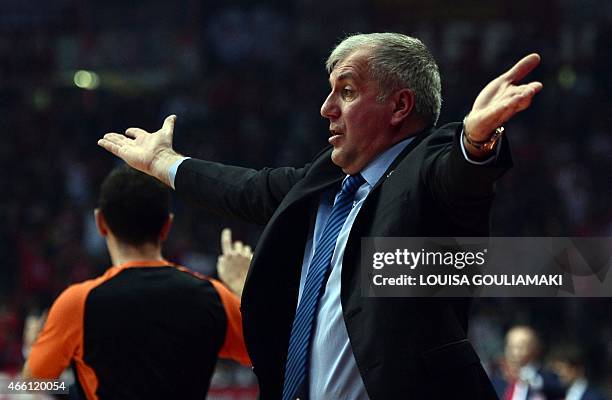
[98,115,179,183]
[465,54,543,140]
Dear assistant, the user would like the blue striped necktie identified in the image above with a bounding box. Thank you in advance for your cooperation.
[282,173,366,400]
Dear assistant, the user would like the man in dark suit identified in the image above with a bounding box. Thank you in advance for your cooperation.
[98,32,543,399]
[494,325,565,400]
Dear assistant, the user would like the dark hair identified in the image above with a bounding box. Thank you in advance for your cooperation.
[550,344,586,368]
[98,165,171,246]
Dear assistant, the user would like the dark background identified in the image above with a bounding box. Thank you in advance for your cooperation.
[0,0,610,397]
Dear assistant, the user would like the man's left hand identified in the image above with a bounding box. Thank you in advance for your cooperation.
[464,53,543,141]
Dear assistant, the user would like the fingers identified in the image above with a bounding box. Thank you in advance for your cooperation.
[124,127,148,139]
[504,53,541,83]
[97,138,121,154]
[162,115,177,135]
[102,132,130,145]
[221,228,232,255]
[220,227,253,262]
[233,241,253,257]
[514,92,537,112]
[525,81,543,94]
[510,81,542,111]
[506,81,542,101]
[97,132,130,155]
[519,82,541,109]
[487,86,540,125]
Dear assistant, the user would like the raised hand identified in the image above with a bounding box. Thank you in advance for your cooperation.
[97,115,183,186]
[22,310,47,358]
[464,54,543,141]
[217,228,253,298]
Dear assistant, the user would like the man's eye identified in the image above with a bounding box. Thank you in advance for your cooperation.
[341,87,355,100]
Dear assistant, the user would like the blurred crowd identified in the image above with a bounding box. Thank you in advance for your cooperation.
[0,0,610,398]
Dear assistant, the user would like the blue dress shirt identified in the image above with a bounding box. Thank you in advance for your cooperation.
[297,138,413,399]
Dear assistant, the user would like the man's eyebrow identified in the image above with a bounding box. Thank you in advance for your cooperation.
[329,71,357,87]
[337,72,355,81]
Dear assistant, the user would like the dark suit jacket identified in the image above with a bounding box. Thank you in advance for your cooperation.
[175,122,511,399]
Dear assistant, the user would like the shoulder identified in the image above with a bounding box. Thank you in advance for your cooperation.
[173,265,239,310]
[172,265,226,300]
[51,278,99,313]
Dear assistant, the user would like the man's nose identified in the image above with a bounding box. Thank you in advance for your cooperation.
[320,93,339,119]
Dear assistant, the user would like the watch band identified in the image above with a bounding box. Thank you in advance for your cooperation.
[464,124,504,152]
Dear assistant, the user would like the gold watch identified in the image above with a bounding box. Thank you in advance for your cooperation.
[464,125,504,152]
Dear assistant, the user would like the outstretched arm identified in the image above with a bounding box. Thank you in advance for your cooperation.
[98,116,307,224]
[463,53,543,158]
[422,54,542,231]
[98,115,182,186]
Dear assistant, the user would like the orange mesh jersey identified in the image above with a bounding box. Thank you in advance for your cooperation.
[28,260,250,399]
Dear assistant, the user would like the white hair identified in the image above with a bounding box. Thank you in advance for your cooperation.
[326,32,442,126]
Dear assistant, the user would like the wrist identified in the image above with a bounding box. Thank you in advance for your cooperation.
[151,149,183,186]
[462,117,503,157]
[462,134,493,160]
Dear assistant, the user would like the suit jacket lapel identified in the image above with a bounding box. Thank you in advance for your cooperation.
[368,127,434,195]
[274,146,345,215]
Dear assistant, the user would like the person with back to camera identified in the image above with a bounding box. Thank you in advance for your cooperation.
[23,165,252,399]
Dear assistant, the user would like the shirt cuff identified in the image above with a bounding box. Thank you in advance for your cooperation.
[460,129,502,165]
[169,157,191,189]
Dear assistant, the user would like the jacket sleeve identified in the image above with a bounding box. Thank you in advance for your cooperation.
[421,122,513,207]
[174,159,309,226]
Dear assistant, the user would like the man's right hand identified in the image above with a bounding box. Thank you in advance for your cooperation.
[97,115,183,186]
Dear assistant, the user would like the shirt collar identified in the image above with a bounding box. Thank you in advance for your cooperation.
[114,260,175,269]
[357,136,415,187]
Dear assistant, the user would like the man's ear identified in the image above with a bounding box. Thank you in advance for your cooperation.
[94,209,109,237]
[159,214,174,242]
[390,88,415,127]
